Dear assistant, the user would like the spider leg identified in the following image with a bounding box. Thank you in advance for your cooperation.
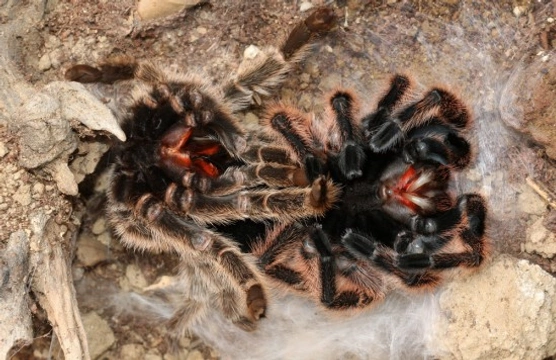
[306,226,337,305]
[333,249,384,309]
[341,230,441,289]
[254,224,336,301]
[263,106,328,181]
[65,55,137,83]
[241,142,298,166]
[223,7,336,111]
[365,75,471,160]
[398,193,489,270]
[423,88,470,130]
[363,74,412,152]
[310,228,377,309]
[255,224,376,310]
[161,174,339,224]
[281,7,337,60]
[236,163,309,188]
[254,223,318,292]
[180,162,309,196]
[327,90,366,180]
[394,89,466,133]
[161,259,261,338]
[107,179,267,330]
[193,163,304,195]
[236,141,315,187]
[402,122,472,169]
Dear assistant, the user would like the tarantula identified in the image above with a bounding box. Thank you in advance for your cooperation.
[250,75,490,310]
[66,7,338,331]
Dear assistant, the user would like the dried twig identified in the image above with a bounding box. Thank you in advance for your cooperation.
[0,231,33,359]
[29,213,91,360]
[525,176,556,209]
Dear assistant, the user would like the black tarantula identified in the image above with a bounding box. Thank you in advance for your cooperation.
[251,76,490,310]
[66,7,339,332]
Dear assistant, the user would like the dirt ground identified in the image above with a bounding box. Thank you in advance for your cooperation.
[1,0,556,359]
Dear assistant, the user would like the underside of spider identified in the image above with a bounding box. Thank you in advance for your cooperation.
[250,75,489,310]
[67,7,340,332]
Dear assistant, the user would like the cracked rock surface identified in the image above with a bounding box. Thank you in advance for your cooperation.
[437,255,556,360]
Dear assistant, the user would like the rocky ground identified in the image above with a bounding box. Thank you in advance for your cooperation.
[1,0,555,359]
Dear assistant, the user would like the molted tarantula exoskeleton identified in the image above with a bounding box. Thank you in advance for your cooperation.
[66,7,338,332]
[252,74,490,310]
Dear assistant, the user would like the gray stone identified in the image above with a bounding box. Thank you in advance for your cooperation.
[38,53,52,71]
[436,255,556,360]
[44,81,126,141]
[91,218,107,235]
[185,349,204,360]
[69,141,110,184]
[524,217,556,258]
[125,264,149,289]
[518,184,547,216]
[76,233,109,267]
[120,343,146,359]
[0,142,7,158]
[82,312,115,359]
[14,92,77,169]
[13,184,32,206]
[47,159,78,196]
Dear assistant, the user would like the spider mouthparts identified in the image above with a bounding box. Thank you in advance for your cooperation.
[381,165,440,213]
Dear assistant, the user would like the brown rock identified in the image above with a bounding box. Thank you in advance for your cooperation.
[436,255,556,360]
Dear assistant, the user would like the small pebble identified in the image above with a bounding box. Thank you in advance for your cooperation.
[243,45,260,60]
[518,185,547,216]
[513,5,527,17]
[82,312,116,359]
[77,233,108,267]
[126,264,148,289]
[120,344,146,359]
[97,232,114,247]
[92,218,107,235]
[0,142,7,157]
[180,337,192,348]
[164,349,189,360]
[145,350,163,360]
[14,184,32,206]
[38,53,52,71]
[299,1,314,12]
[186,350,204,360]
[32,183,45,196]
